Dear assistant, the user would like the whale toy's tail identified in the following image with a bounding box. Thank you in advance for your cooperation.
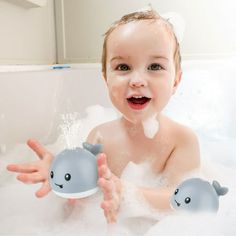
[212,180,228,196]
[82,142,103,156]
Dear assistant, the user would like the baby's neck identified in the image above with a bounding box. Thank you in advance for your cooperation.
[120,115,162,139]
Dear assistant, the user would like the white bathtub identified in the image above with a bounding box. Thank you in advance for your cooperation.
[0,60,236,236]
[0,60,235,160]
[0,64,112,153]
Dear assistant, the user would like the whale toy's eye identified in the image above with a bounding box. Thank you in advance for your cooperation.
[174,189,179,195]
[65,173,71,181]
[50,171,54,179]
[185,197,191,204]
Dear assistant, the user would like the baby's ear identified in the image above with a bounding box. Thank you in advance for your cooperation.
[172,70,182,94]
[102,73,107,82]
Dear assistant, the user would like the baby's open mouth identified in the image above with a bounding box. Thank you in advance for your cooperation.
[127,96,151,105]
[127,96,151,110]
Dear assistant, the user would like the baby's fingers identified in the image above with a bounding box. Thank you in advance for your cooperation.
[27,139,53,161]
[7,163,37,173]
[35,181,51,198]
[98,164,112,179]
[101,201,118,224]
[17,172,45,184]
[98,178,114,200]
[97,153,108,167]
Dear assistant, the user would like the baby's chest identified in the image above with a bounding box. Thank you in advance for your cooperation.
[105,139,174,177]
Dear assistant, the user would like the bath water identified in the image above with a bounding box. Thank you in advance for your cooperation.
[0,105,236,236]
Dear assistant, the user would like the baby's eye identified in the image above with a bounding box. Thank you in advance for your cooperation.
[116,64,130,71]
[148,63,162,71]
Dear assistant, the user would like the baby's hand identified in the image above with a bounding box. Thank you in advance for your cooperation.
[97,153,123,224]
[7,139,53,198]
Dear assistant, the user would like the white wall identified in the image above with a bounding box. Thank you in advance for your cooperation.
[151,0,236,59]
[0,65,112,150]
[55,0,236,63]
[0,0,56,64]
[1,0,235,64]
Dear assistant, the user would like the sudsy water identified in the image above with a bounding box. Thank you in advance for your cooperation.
[0,105,235,236]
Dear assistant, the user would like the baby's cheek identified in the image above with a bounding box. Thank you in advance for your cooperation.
[107,75,127,84]
[108,84,119,98]
[116,75,127,82]
[108,80,125,98]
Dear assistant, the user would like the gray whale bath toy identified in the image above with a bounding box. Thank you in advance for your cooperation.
[170,178,228,213]
[49,142,102,199]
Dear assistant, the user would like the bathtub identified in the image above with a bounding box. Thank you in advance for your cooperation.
[0,64,112,153]
[0,60,236,236]
[0,60,235,161]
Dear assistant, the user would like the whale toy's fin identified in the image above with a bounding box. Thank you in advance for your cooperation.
[82,142,103,156]
[212,180,229,196]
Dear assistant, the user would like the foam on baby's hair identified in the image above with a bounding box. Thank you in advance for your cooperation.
[161,11,185,43]
[134,4,185,43]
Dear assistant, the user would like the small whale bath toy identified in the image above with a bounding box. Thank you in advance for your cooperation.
[49,142,102,199]
[170,178,228,213]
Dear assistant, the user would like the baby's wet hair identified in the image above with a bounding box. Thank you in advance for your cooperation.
[101,9,182,79]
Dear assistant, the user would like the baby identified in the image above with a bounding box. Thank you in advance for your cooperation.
[7,9,200,223]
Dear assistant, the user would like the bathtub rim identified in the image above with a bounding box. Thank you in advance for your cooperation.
[0,63,101,73]
[1,56,236,73]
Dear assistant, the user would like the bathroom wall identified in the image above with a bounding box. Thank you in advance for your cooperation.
[0,0,56,64]
[1,0,235,65]
[55,0,236,63]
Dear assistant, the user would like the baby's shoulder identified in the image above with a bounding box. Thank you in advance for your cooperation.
[165,116,198,146]
[86,119,120,144]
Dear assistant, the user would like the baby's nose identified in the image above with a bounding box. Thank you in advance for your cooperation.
[129,72,148,88]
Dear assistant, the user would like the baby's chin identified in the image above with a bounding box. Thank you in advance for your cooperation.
[122,111,159,125]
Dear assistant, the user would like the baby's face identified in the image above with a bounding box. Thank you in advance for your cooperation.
[105,20,181,123]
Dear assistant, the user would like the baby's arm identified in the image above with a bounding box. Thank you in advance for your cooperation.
[7,139,53,198]
[97,127,200,223]
[140,127,200,210]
